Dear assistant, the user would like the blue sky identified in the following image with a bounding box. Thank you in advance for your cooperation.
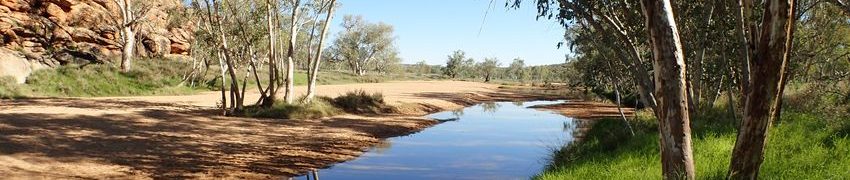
[328,0,569,66]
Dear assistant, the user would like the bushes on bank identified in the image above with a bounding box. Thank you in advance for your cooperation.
[244,90,393,120]
[331,90,392,114]
[244,97,342,120]
[0,76,24,99]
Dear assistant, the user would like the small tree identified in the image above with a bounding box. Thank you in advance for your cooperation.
[305,0,338,102]
[111,0,150,72]
[444,50,466,78]
[414,60,430,75]
[327,15,396,76]
[508,58,526,81]
[480,57,500,82]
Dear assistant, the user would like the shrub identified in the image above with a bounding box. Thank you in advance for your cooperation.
[332,90,391,114]
[244,97,342,119]
[0,76,25,99]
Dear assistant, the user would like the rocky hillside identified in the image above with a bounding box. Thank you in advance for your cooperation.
[0,0,193,66]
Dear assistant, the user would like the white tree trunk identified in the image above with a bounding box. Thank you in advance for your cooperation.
[262,0,277,107]
[116,0,134,72]
[121,26,135,72]
[284,0,301,104]
[306,0,337,102]
[640,0,695,179]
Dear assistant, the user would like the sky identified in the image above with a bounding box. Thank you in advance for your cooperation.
[327,0,569,66]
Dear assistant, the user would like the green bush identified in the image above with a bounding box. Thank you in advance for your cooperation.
[0,76,25,99]
[23,59,203,97]
[244,96,342,120]
[331,89,391,114]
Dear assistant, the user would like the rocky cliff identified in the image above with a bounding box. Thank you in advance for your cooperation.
[0,0,193,68]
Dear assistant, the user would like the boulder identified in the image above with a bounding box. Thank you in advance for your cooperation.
[168,28,191,54]
[0,47,42,84]
[0,0,193,67]
[142,34,171,57]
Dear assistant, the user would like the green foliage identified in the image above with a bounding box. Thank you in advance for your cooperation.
[0,76,24,99]
[479,57,500,82]
[327,15,398,75]
[444,50,467,78]
[536,106,850,179]
[331,89,391,114]
[21,59,202,97]
[506,58,527,81]
[243,97,342,120]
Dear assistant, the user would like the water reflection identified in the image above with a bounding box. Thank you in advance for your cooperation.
[480,102,501,114]
[296,100,574,180]
[511,101,525,106]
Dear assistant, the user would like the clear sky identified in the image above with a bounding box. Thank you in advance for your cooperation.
[327,0,569,66]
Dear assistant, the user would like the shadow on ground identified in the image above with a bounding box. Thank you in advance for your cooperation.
[0,98,435,179]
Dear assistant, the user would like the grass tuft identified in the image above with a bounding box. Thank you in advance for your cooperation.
[0,76,24,99]
[243,96,342,120]
[331,90,392,114]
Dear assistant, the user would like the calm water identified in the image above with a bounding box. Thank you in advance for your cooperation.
[298,101,576,180]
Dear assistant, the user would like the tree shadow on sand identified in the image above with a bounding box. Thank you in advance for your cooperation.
[0,99,434,178]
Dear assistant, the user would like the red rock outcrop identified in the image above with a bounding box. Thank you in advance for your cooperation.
[0,0,193,66]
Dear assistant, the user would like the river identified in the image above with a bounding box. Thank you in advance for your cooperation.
[297,100,576,180]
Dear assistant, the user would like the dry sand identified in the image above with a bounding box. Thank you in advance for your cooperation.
[0,81,575,179]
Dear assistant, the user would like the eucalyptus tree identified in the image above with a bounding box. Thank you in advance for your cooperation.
[111,0,151,72]
[479,57,500,82]
[193,0,260,114]
[413,60,430,75]
[728,0,797,178]
[304,0,338,102]
[261,0,279,107]
[639,0,694,178]
[507,58,526,81]
[327,15,396,76]
[460,58,478,78]
[444,50,466,78]
[281,0,302,104]
[373,48,402,74]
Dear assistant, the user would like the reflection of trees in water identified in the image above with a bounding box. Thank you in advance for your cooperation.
[511,101,524,106]
[480,102,501,113]
[451,108,464,118]
[571,119,595,142]
[293,169,321,180]
[372,140,393,154]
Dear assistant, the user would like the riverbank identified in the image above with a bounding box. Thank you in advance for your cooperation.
[0,81,574,179]
[536,106,850,179]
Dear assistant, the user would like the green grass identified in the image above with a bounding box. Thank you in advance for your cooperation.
[1,59,205,97]
[537,105,850,179]
[0,76,24,99]
[243,96,342,120]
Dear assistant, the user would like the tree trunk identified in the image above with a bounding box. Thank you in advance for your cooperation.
[284,0,301,104]
[639,0,695,179]
[736,0,755,96]
[306,0,336,102]
[117,0,134,72]
[728,0,796,179]
[121,26,134,72]
[262,0,277,107]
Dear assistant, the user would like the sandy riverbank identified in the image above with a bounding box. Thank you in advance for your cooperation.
[1,81,590,179]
